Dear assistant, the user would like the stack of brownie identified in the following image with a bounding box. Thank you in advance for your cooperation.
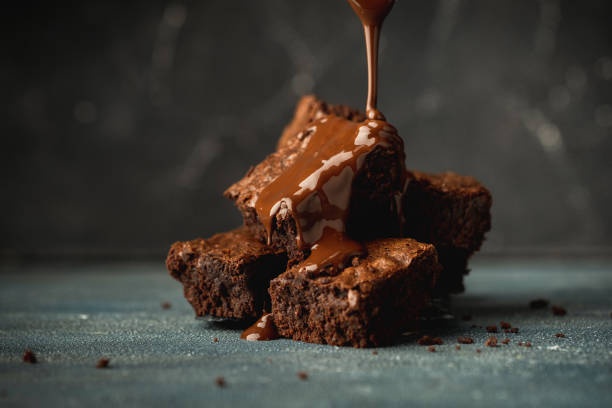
[167,95,492,347]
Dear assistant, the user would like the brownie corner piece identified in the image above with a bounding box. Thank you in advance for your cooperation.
[402,171,491,294]
[166,228,287,320]
[269,238,441,347]
[403,170,492,252]
[224,96,405,258]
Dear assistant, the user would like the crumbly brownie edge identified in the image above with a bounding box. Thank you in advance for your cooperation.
[269,241,440,347]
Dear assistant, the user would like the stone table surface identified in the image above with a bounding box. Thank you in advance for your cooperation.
[1,258,611,408]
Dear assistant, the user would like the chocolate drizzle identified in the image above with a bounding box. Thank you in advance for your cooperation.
[240,313,279,341]
[347,0,395,120]
[255,116,402,273]
[244,0,401,342]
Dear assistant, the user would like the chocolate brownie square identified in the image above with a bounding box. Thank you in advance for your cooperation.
[402,171,492,293]
[269,238,441,347]
[166,228,287,320]
[224,98,406,261]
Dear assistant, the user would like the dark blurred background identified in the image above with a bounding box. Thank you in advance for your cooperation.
[2,0,611,260]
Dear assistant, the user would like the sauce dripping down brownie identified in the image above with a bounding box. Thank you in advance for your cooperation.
[253,0,398,274]
[255,116,402,272]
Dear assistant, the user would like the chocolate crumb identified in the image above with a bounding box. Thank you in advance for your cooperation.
[161,302,171,309]
[456,345,461,350]
[96,358,110,368]
[486,325,498,333]
[500,321,511,329]
[530,298,549,309]
[461,314,472,321]
[297,372,308,380]
[23,350,37,364]
[457,337,474,344]
[552,306,567,316]
[372,351,378,355]
[417,336,443,345]
[510,328,519,334]
[213,337,219,343]
[518,341,523,346]
[476,349,481,353]
[215,377,226,387]
[525,342,532,347]
[502,338,510,345]
[555,333,565,338]
[428,346,436,352]
[485,336,498,347]
[471,324,477,328]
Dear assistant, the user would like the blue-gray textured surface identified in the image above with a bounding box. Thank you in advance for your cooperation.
[2,0,612,257]
[1,258,611,407]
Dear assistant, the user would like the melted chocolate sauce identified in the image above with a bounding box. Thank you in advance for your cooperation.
[347,0,395,120]
[245,0,399,341]
[240,313,279,341]
[255,116,401,272]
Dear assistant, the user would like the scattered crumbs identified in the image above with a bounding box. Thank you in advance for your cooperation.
[510,328,519,334]
[485,336,498,347]
[428,346,436,352]
[297,372,308,380]
[457,337,474,344]
[529,298,549,309]
[161,302,172,309]
[471,324,477,328]
[555,333,565,338]
[461,314,472,321]
[517,341,523,346]
[213,337,219,343]
[486,325,498,333]
[552,306,567,316]
[215,377,226,387]
[525,342,532,347]
[456,345,461,350]
[500,321,511,329]
[96,358,110,369]
[372,351,378,355]
[476,349,481,353]
[417,336,443,346]
[502,338,511,345]
[23,350,37,364]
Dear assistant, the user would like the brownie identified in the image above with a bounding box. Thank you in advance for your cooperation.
[269,238,441,347]
[402,170,492,293]
[166,228,287,320]
[224,97,406,260]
